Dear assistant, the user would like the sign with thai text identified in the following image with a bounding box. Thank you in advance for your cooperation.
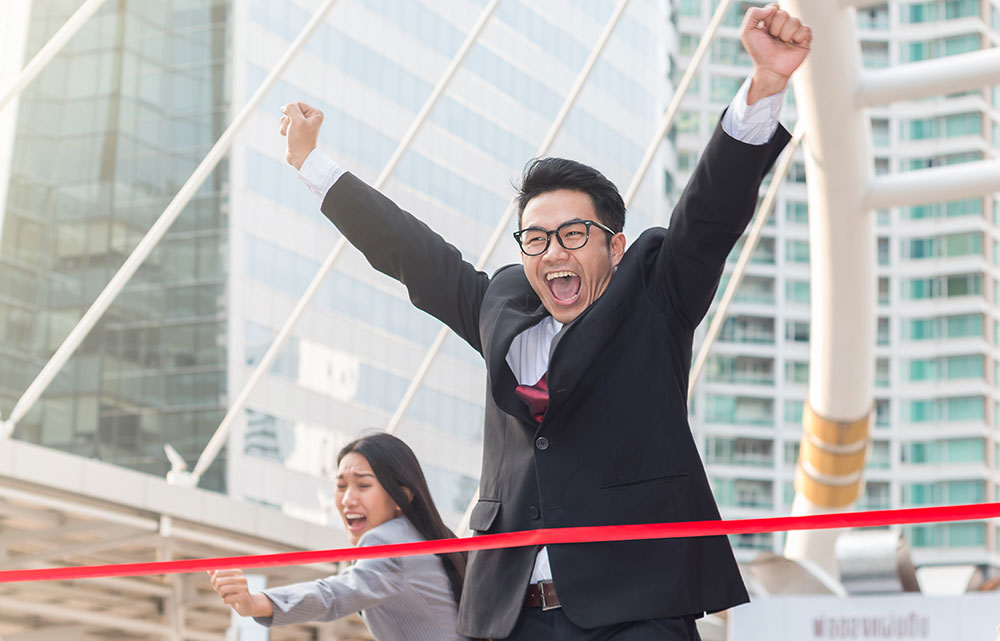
[730,594,1000,640]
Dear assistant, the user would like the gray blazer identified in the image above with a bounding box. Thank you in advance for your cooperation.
[254,517,469,641]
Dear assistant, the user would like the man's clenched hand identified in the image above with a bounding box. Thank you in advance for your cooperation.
[740,4,811,105]
[280,101,324,171]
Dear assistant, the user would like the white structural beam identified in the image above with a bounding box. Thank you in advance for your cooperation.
[0,0,109,113]
[0,531,158,571]
[191,0,503,483]
[0,0,340,436]
[866,159,1000,211]
[856,48,1000,107]
[0,625,88,640]
[780,0,875,578]
[623,0,735,205]
[0,521,104,545]
[0,598,220,641]
[384,0,633,437]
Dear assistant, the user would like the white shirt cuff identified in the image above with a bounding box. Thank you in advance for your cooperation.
[721,76,784,145]
[297,149,346,200]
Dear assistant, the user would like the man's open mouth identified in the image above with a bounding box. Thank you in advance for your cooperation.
[546,270,581,303]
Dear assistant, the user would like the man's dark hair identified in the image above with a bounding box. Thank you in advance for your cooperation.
[516,157,626,233]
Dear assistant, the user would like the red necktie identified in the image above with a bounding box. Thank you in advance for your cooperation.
[514,373,548,423]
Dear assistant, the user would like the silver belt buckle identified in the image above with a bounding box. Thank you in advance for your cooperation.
[538,580,560,611]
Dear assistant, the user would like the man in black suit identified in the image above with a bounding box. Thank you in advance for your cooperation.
[279,5,810,640]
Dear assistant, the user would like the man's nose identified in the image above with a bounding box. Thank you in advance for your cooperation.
[542,236,569,260]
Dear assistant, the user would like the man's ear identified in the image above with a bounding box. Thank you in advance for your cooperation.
[610,233,626,266]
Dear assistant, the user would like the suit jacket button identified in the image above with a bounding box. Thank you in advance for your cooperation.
[529,506,540,520]
[535,436,549,451]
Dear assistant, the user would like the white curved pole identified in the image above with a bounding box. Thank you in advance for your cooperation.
[688,124,805,402]
[0,0,108,113]
[781,0,874,578]
[190,0,504,483]
[0,0,340,437]
[386,0,632,439]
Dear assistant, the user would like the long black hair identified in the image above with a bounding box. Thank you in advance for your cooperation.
[338,433,467,603]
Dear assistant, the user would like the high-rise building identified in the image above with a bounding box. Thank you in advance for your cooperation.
[681,0,1000,571]
[0,0,669,527]
[0,0,232,489]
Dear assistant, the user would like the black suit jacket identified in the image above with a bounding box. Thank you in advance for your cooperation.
[319,120,790,639]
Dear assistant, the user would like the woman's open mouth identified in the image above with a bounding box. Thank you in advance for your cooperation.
[344,513,367,533]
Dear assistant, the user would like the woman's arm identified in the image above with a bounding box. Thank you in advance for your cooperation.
[208,569,274,618]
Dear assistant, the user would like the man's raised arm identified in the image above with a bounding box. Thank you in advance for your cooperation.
[278,101,490,354]
[654,4,810,328]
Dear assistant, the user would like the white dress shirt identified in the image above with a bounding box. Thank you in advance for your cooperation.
[295,76,785,586]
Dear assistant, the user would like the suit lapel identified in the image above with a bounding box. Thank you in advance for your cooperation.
[542,287,629,429]
[486,299,549,425]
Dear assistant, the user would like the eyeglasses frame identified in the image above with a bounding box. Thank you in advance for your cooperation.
[512,218,617,256]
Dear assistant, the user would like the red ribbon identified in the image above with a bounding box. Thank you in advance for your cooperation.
[3,502,998,583]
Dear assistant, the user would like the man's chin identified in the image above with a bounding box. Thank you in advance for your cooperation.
[545,300,583,323]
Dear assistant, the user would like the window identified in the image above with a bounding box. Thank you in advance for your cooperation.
[705,395,774,426]
[784,399,804,424]
[719,316,775,344]
[678,0,701,17]
[785,280,810,304]
[706,356,775,385]
[705,437,773,467]
[710,76,744,104]
[903,438,985,464]
[785,320,810,343]
[786,240,810,263]
[785,361,809,384]
[905,396,985,423]
[676,110,700,135]
[786,201,808,224]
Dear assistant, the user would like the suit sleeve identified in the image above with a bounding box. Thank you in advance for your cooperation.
[319,173,490,354]
[651,112,790,329]
[254,530,405,626]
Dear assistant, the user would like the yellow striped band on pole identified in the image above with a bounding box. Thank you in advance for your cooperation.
[795,403,872,508]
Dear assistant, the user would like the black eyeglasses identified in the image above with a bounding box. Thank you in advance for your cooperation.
[512,219,616,256]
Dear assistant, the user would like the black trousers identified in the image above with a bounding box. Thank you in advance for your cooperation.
[499,607,702,641]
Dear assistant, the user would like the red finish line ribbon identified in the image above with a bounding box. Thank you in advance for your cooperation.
[3,502,999,583]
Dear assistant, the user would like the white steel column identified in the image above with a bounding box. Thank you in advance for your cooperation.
[780,0,874,578]
[0,0,109,113]
[622,0,734,205]
[190,0,504,484]
[0,0,340,437]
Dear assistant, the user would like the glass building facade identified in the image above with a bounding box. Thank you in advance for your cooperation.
[0,0,231,489]
[0,0,668,527]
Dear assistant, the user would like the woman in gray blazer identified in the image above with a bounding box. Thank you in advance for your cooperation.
[210,433,471,641]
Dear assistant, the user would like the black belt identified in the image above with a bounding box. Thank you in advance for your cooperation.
[524,580,561,610]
